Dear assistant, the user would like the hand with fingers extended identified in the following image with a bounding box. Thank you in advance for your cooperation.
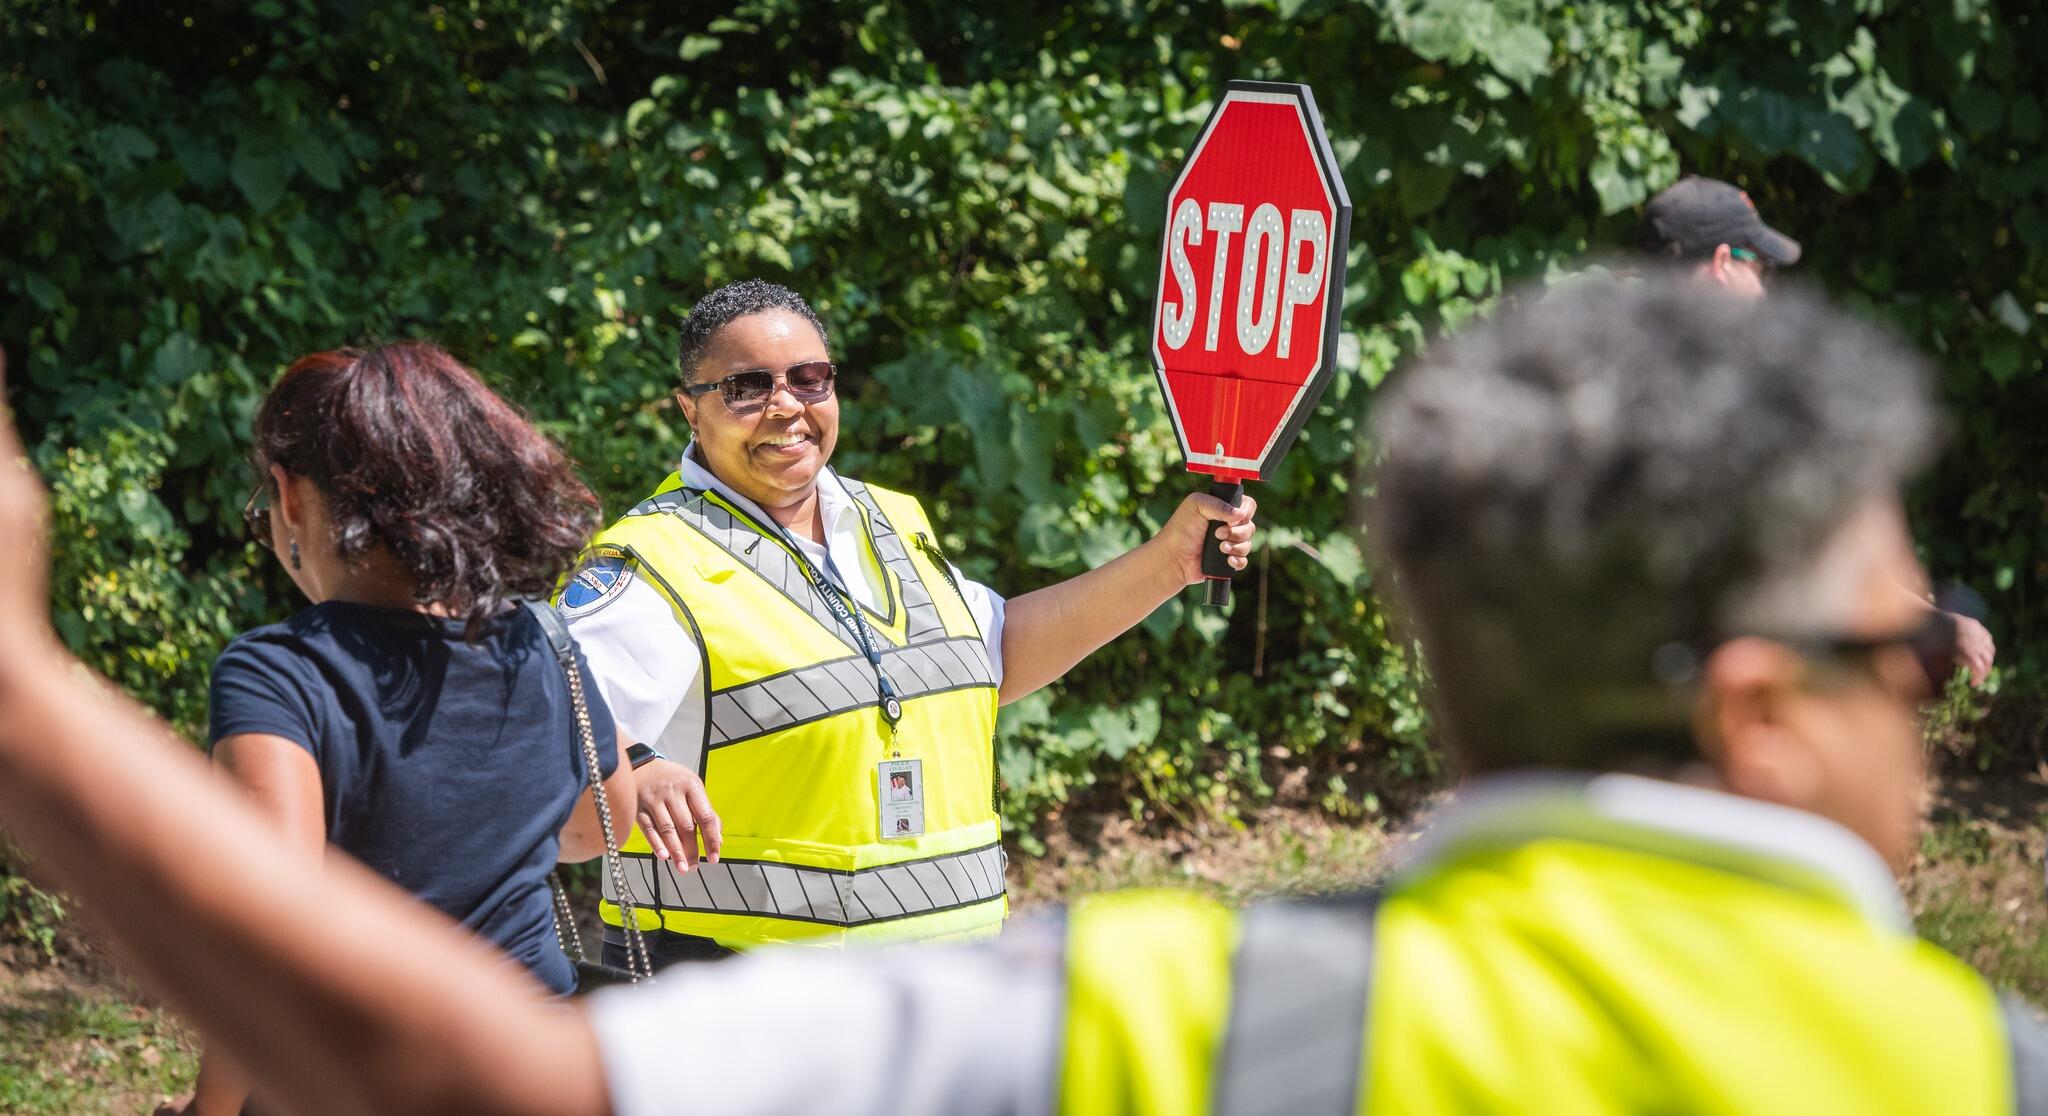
[1950,612,1996,687]
[634,758,722,869]
[1151,489,1260,586]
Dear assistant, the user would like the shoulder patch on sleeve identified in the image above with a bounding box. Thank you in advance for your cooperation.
[562,548,637,617]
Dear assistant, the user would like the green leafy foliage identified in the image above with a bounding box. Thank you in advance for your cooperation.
[1,1,2043,930]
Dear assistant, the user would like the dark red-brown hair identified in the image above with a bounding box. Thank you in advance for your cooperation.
[252,342,599,635]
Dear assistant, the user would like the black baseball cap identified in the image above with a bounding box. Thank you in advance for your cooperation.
[1638,176,1801,266]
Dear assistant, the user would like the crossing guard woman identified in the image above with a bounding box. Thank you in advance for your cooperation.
[564,279,1257,966]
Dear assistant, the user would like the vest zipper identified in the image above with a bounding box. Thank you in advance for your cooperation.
[914,532,962,597]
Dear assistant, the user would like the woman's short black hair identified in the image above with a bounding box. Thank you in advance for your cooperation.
[675,279,829,386]
[252,342,601,636]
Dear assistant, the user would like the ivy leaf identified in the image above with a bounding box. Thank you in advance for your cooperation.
[1006,402,1059,501]
[1017,504,1079,568]
[1588,148,1644,213]
[680,35,722,61]
[2011,96,2043,143]
[2016,207,2048,253]
[228,139,291,213]
[1952,86,2002,136]
[1394,162,1454,217]
[23,273,61,311]
[95,124,158,169]
[1480,21,1552,92]
[1087,698,1160,760]
[1310,532,1367,587]
[293,133,342,191]
[1676,83,1721,131]
[1983,335,2025,384]
[151,333,206,386]
[1078,520,1141,568]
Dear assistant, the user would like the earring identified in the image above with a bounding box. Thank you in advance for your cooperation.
[288,537,301,571]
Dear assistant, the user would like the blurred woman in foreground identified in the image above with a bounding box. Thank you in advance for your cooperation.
[171,343,638,1115]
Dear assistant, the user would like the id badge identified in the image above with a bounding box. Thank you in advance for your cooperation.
[878,759,924,840]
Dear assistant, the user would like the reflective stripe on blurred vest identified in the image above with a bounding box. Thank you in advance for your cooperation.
[589,472,1003,949]
[1058,824,2039,1115]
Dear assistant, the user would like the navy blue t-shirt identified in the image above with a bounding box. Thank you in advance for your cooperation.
[207,601,618,995]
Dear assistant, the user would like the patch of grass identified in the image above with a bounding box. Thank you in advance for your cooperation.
[0,969,197,1114]
[1906,801,2048,1008]
[1918,819,1998,866]
[1011,808,1393,910]
[1915,894,2048,1005]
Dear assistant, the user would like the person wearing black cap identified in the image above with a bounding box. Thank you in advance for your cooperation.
[1639,175,1802,299]
[1639,175,1996,687]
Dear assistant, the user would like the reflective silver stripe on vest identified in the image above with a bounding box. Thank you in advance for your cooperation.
[708,635,997,748]
[2002,993,2048,1115]
[603,842,1008,927]
[839,478,948,642]
[1212,895,1377,1116]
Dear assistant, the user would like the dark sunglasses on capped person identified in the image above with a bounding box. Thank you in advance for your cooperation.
[682,360,836,415]
[242,481,275,551]
[1769,607,1958,673]
[1729,246,1775,284]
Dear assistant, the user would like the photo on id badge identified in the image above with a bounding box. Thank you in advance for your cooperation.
[879,759,924,840]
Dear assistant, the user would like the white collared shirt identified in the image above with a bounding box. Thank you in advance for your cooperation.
[564,448,1005,767]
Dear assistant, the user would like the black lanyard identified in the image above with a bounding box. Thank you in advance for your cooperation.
[766,516,904,730]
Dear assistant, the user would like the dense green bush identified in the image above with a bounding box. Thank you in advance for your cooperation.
[2,0,2043,944]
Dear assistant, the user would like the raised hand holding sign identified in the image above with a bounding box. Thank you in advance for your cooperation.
[1150,81,1352,606]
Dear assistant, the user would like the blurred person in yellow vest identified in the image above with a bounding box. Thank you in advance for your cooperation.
[560,278,1258,968]
[1640,173,1996,687]
[6,277,2045,1116]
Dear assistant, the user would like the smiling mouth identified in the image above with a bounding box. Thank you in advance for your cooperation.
[754,432,816,454]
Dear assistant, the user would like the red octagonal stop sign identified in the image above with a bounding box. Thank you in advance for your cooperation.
[1151,81,1351,481]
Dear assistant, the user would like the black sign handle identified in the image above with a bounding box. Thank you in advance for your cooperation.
[1200,479,1244,609]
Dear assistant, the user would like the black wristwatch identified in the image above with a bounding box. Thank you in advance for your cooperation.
[626,743,666,769]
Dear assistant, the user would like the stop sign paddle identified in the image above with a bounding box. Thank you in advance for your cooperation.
[1150,80,1352,607]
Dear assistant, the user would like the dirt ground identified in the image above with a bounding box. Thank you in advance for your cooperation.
[1907,764,2048,1004]
[0,941,199,1113]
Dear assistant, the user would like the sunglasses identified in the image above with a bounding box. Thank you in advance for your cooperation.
[1779,608,1958,696]
[242,481,274,552]
[1770,609,1958,670]
[1729,246,1774,282]
[681,360,835,416]
[1659,609,1958,693]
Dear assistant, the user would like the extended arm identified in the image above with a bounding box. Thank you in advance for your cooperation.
[999,490,1256,705]
[180,734,327,1116]
[559,731,639,863]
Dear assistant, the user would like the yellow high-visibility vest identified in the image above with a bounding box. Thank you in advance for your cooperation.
[586,472,1003,949]
[1059,836,2038,1114]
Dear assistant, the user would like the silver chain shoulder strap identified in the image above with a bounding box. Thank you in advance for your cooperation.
[527,600,653,984]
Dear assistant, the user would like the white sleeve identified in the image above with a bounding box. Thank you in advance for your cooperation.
[563,575,702,752]
[587,921,1063,1116]
[953,567,1006,687]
